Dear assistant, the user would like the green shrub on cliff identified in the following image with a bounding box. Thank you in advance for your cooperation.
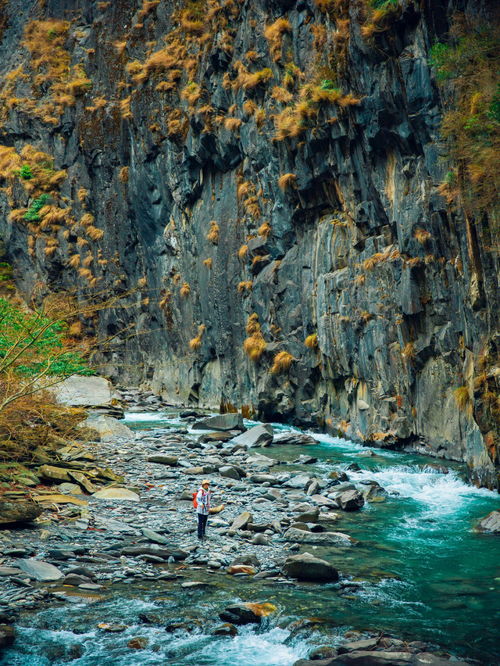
[23,193,49,221]
[430,17,499,214]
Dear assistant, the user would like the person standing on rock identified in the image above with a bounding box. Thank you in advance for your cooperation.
[196,479,212,540]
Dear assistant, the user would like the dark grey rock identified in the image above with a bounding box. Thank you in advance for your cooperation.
[476,510,500,533]
[283,552,339,582]
[230,425,274,448]
[0,501,42,526]
[192,414,244,432]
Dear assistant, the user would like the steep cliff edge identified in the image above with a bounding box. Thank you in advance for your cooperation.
[0,0,498,488]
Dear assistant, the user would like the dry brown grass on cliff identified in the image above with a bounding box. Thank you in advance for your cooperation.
[206,221,220,244]
[244,330,267,362]
[203,258,213,269]
[304,333,319,349]
[0,382,87,463]
[454,386,473,416]
[68,254,81,268]
[180,282,191,298]
[189,324,206,351]
[258,222,272,238]
[363,248,400,271]
[270,351,294,374]
[181,82,201,107]
[264,18,291,62]
[272,86,294,104]
[238,244,249,260]
[86,226,104,241]
[414,228,432,245]
[224,117,242,131]
[237,281,253,294]
[402,342,415,361]
[278,173,297,191]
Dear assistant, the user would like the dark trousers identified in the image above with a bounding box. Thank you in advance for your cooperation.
[197,513,208,539]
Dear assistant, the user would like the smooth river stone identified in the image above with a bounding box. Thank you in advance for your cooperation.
[17,559,64,581]
[92,488,140,501]
[283,527,354,546]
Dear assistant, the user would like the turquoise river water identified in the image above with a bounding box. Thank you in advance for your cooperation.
[1,413,499,666]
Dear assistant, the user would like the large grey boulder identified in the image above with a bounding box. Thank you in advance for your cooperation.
[335,489,365,511]
[0,501,42,525]
[284,527,354,546]
[17,559,64,581]
[121,545,188,560]
[230,511,253,531]
[296,652,471,665]
[476,510,500,533]
[283,552,339,582]
[81,415,134,442]
[0,624,15,649]
[147,455,178,466]
[219,466,242,480]
[284,475,311,490]
[192,413,244,431]
[219,604,260,625]
[92,488,140,501]
[230,424,274,448]
[273,431,316,446]
[51,375,113,407]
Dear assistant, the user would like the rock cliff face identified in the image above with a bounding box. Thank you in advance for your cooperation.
[0,0,498,487]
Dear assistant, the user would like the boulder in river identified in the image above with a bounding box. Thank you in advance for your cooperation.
[212,623,238,636]
[17,558,64,581]
[219,602,276,625]
[0,500,42,526]
[284,527,354,546]
[283,552,339,582]
[0,624,15,649]
[81,415,134,442]
[335,489,365,511]
[192,413,244,432]
[273,432,316,446]
[229,424,274,448]
[476,510,500,533]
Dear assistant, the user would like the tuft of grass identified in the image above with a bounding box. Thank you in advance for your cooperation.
[304,333,319,349]
[454,386,473,415]
[203,258,213,269]
[429,17,499,215]
[189,324,206,351]
[264,18,291,62]
[401,342,415,360]
[224,117,242,131]
[363,248,400,270]
[258,222,271,238]
[206,221,220,244]
[414,228,432,245]
[237,280,253,294]
[278,173,297,191]
[270,350,294,374]
[180,282,191,298]
[244,331,267,361]
[238,244,249,260]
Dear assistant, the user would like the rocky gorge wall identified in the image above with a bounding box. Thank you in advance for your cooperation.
[0,0,498,488]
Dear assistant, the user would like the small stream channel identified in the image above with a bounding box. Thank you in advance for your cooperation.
[2,413,499,665]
